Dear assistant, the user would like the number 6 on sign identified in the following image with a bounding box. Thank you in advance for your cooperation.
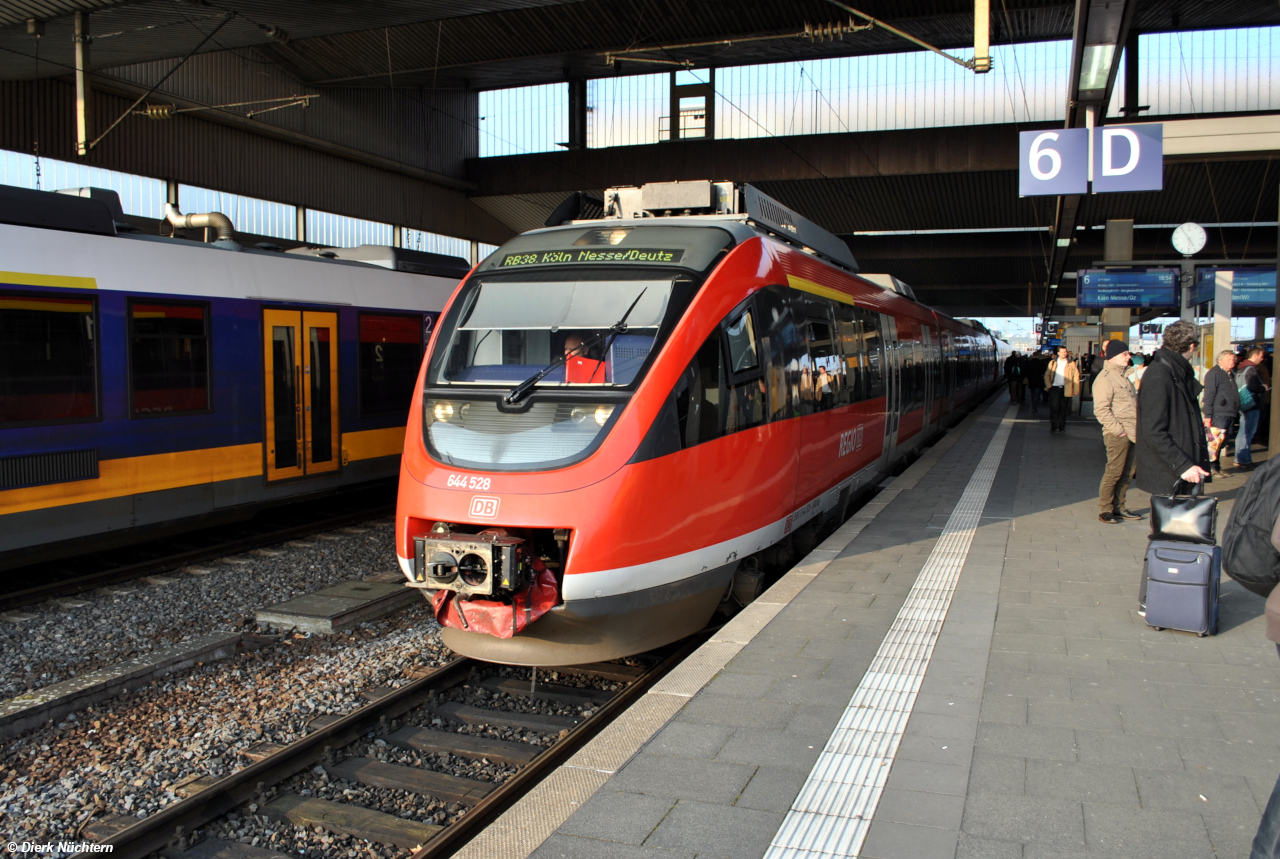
[1019,128,1088,196]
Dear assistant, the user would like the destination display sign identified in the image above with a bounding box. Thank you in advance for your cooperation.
[1191,267,1277,307]
[1077,268,1178,308]
[500,248,685,267]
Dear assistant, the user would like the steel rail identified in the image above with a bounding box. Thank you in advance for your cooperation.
[0,503,394,612]
[102,640,697,859]
[102,657,475,859]
[411,633,708,859]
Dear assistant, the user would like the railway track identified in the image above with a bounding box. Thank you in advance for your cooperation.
[86,641,699,859]
[0,486,396,613]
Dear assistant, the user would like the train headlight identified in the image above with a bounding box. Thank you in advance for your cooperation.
[570,407,589,424]
[594,405,614,426]
[433,401,455,422]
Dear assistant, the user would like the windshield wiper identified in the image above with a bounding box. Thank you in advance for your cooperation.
[504,287,648,405]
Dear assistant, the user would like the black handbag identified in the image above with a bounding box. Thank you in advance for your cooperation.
[1150,481,1218,545]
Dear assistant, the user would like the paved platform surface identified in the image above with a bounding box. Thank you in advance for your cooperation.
[513,395,1279,859]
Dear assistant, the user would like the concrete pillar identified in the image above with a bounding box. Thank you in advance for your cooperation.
[1213,270,1234,371]
[296,206,307,244]
[1256,316,1266,341]
[470,240,480,266]
[1271,182,1280,451]
[1123,30,1140,116]
[1180,260,1195,322]
[1101,220,1133,344]
[74,12,91,156]
[567,78,587,150]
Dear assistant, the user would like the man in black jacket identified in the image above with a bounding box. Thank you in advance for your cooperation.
[1135,320,1211,496]
[1202,350,1240,476]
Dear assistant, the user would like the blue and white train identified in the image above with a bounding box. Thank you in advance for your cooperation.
[0,184,468,568]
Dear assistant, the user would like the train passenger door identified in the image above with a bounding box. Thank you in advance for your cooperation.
[921,326,934,432]
[881,314,900,459]
[263,309,340,481]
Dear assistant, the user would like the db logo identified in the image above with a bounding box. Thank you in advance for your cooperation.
[469,496,500,519]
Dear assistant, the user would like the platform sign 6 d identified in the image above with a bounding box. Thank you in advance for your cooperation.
[1019,125,1162,196]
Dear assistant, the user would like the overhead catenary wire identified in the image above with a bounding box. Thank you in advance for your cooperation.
[86,11,235,151]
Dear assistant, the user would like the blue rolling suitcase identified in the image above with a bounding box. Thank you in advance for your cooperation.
[1143,540,1220,636]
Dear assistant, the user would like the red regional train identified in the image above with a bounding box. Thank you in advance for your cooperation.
[395,181,1009,666]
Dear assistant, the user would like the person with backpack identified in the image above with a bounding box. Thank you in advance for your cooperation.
[1236,347,1270,471]
[1223,459,1280,857]
[1203,350,1240,477]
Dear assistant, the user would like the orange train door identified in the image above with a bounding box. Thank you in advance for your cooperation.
[263,309,340,481]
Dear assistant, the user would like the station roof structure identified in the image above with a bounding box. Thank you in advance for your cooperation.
[1,0,1278,317]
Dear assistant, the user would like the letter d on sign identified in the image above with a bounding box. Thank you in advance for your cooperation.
[1092,124,1163,193]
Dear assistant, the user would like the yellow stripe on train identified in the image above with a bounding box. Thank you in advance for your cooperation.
[0,271,98,291]
[786,274,856,306]
[0,427,406,516]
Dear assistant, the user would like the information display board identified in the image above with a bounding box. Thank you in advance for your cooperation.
[1077,268,1179,308]
[1191,267,1277,307]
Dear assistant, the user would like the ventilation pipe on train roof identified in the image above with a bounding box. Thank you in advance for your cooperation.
[164,202,235,244]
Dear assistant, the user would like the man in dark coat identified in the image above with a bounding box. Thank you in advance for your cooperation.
[1202,349,1239,476]
[1135,320,1211,496]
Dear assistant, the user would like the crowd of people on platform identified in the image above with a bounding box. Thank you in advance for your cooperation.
[1002,327,1275,525]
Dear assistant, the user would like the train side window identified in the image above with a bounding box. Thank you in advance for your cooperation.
[359,313,425,416]
[0,291,98,425]
[129,300,210,416]
[860,310,885,400]
[805,314,840,412]
[833,305,863,405]
[755,287,797,422]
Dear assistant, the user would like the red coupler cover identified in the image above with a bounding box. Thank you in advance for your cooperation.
[431,562,557,638]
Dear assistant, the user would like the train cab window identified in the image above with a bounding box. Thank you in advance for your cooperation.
[359,313,424,416]
[129,301,210,416]
[0,292,98,425]
[674,333,724,448]
[724,310,758,373]
[723,308,764,435]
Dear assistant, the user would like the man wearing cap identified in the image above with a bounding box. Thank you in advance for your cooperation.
[1093,340,1141,523]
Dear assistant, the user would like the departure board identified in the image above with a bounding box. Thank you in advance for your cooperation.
[1077,268,1178,308]
[1191,267,1277,307]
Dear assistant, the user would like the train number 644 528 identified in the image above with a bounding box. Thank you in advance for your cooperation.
[447,473,492,491]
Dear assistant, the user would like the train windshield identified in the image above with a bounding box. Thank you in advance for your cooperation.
[431,278,672,389]
[421,225,732,471]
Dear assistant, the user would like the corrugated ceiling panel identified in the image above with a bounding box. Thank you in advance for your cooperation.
[0,78,513,243]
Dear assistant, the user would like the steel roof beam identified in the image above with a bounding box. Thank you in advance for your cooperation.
[1042,0,1138,320]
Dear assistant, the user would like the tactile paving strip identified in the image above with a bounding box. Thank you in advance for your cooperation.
[765,404,1016,859]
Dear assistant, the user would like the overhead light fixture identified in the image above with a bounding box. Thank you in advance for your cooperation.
[1078,44,1115,91]
[1057,238,1071,247]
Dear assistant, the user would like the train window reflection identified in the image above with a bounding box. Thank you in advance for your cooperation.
[0,292,98,425]
[359,313,423,416]
[725,310,758,373]
[129,301,209,416]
